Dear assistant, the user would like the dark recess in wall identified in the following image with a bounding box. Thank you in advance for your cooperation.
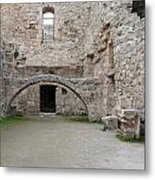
[132,0,145,18]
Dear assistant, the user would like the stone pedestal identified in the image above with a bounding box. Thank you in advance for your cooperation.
[116,108,141,139]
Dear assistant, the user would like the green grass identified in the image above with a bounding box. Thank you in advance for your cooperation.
[0,115,25,127]
[116,134,145,143]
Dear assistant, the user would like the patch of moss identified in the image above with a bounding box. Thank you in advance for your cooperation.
[0,115,24,127]
[116,134,145,143]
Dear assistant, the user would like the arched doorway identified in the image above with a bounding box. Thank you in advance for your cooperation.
[7,75,88,115]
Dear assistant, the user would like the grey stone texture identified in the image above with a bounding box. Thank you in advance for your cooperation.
[0,1,145,135]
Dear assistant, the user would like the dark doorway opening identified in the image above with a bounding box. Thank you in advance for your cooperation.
[40,85,56,113]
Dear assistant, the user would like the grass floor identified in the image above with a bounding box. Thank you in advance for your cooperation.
[0,115,25,127]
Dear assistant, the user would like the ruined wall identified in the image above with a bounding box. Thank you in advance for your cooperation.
[0,1,145,120]
[81,0,145,117]
[0,3,90,67]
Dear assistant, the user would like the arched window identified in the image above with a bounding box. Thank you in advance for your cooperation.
[42,6,54,41]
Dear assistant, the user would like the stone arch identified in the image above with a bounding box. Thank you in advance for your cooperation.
[7,75,88,115]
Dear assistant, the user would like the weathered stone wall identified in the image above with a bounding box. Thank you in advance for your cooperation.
[0,27,8,116]
[0,38,5,116]
[81,0,145,117]
[0,3,90,67]
[0,1,145,123]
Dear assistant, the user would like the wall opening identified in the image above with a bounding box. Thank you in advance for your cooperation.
[40,85,56,113]
[132,0,145,19]
[42,6,55,41]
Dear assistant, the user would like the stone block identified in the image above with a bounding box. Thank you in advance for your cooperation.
[120,109,140,120]
[101,116,118,130]
[117,108,141,139]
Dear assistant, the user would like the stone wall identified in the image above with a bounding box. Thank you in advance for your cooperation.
[0,1,145,124]
[0,23,8,116]
[81,0,145,112]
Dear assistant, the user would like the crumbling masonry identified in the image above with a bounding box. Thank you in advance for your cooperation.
[0,1,145,137]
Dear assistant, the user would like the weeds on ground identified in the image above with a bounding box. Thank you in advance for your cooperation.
[116,134,145,143]
[0,115,24,127]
